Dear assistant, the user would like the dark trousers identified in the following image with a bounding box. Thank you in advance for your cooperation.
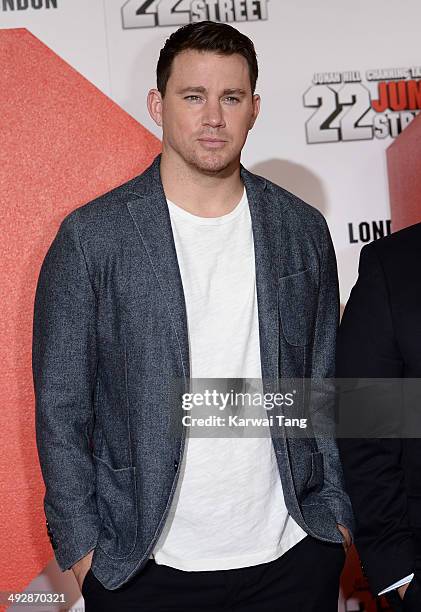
[386,577,421,612]
[384,529,421,612]
[82,535,345,611]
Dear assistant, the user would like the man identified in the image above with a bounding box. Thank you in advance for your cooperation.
[33,21,353,611]
[337,223,421,611]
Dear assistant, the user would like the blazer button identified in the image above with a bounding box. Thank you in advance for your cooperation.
[174,459,179,471]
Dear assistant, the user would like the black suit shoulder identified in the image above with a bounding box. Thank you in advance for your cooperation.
[360,221,421,272]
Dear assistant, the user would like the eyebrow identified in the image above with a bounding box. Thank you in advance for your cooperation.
[176,86,247,96]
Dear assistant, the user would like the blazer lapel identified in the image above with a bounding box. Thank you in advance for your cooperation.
[125,155,281,390]
[126,156,190,381]
[241,165,281,389]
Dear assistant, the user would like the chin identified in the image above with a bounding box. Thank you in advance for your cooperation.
[190,151,235,175]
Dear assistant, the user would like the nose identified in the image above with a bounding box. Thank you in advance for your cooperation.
[202,98,226,129]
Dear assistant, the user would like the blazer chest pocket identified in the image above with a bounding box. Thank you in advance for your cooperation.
[93,454,138,559]
[278,269,318,346]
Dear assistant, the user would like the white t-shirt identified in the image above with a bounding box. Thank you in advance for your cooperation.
[151,187,307,570]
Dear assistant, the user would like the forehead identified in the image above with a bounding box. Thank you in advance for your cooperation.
[168,50,251,89]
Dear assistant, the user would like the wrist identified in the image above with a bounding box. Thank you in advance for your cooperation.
[398,582,411,600]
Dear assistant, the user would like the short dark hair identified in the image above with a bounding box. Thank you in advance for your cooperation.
[157,21,258,97]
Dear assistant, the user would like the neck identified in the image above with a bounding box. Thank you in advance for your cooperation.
[159,145,245,218]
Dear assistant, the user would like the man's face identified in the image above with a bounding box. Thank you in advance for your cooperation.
[155,50,260,174]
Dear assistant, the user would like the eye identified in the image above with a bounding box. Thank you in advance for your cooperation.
[184,95,203,102]
[224,97,240,104]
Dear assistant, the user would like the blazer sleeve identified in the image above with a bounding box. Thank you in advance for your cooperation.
[308,216,355,536]
[32,212,100,571]
[336,242,415,596]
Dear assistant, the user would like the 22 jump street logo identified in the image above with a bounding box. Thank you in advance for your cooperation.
[122,0,269,29]
[303,66,421,144]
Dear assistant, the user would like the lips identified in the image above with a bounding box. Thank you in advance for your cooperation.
[198,138,227,148]
[198,138,226,143]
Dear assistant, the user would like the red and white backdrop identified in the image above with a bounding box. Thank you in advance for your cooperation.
[0,1,420,610]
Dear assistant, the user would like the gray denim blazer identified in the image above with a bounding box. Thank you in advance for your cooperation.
[32,153,354,589]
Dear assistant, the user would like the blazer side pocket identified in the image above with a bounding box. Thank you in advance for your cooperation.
[306,451,325,492]
[93,454,138,559]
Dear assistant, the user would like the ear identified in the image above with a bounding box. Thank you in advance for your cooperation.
[147,88,163,127]
[249,94,261,130]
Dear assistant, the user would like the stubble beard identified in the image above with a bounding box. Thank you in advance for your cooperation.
[184,145,235,176]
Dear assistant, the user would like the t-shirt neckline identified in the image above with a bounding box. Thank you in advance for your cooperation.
[166,187,247,226]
